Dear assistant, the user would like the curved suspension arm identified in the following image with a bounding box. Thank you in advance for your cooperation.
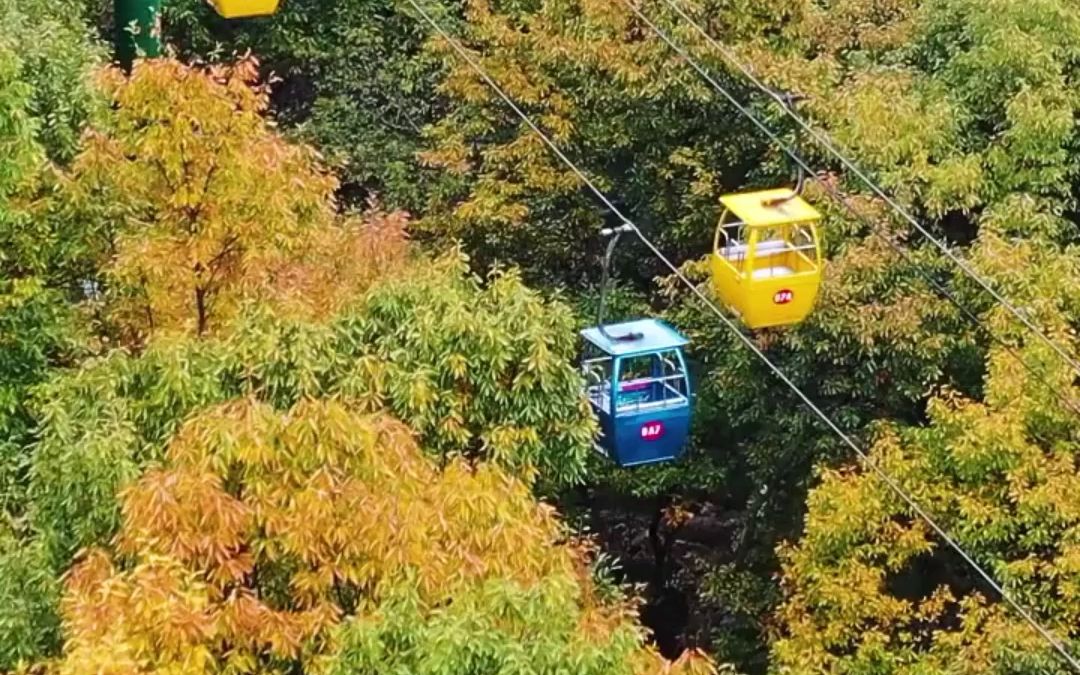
[762,90,807,208]
[597,224,643,343]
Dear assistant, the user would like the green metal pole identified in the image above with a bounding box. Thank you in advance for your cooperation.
[115,0,162,70]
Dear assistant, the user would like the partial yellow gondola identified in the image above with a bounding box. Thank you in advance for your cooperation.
[208,0,279,18]
[710,188,823,329]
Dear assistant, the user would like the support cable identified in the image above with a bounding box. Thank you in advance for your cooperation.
[652,0,1080,379]
[623,0,1080,419]
[399,0,1080,668]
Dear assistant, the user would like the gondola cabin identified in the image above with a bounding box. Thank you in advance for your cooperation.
[208,0,279,18]
[711,188,823,329]
[581,319,692,467]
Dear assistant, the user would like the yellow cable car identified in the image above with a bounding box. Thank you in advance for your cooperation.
[208,0,279,18]
[710,188,823,329]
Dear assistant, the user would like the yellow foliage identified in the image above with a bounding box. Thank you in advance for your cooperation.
[257,206,411,321]
[67,58,408,342]
[47,399,588,670]
[774,325,1080,670]
[124,398,574,599]
[633,647,721,675]
[797,0,917,55]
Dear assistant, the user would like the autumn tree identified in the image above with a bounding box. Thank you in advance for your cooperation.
[773,239,1080,671]
[161,0,448,212]
[414,0,787,284]
[681,0,1080,664]
[26,253,591,573]
[1,54,596,673]
[42,397,715,674]
[64,57,410,341]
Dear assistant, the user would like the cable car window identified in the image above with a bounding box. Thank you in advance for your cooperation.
[618,355,653,382]
[791,224,818,268]
[719,222,750,264]
[754,227,789,255]
[657,351,689,400]
[582,344,613,413]
[615,350,688,414]
[791,225,814,250]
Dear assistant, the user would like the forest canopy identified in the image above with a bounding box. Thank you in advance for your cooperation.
[1,0,1079,673]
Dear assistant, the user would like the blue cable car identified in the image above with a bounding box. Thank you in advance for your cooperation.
[580,225,693,467]
[580,320,692,467]
[583,315,691,468]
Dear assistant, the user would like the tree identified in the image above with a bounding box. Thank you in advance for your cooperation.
[5,0,1078,671]
[0,3,105,668]
[44,398,715,674]
[772,232,1080,671]
[415,0,783,286]
[0,525,60,669]
[13,254,641,667]
[330,258,594,485]
[0,0,102,526]
[160,0,448,212]
[0,279,83,517]
[331,578,721,674]
[65,57,355,340]
[27,252,593,566]
[0,0,107,285]
[412,0,1080,666]
[12,62,593,672]
[0,0,105,165]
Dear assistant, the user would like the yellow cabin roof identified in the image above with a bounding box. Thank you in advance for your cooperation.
[209,0,280,18]
[720,189,821,227]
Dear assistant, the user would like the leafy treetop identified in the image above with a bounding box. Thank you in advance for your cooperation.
[46,398,716,675]
[65,57,346,340]
[772,240,1080,672]
[28,255,595,570]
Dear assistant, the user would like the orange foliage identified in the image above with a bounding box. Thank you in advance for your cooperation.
[68,58,408,342]
[259,205,410,321]
[51,399,579,669]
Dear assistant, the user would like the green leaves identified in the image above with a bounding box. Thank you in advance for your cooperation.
[0,277,84,523]
[26,255,594,575]
[0,0,105,164]
[331,576,646,675]
[0,44,40,202]
[774,338,1080,672]
[334,259,594,485]
[0,528,60,670]
[0,5,103,665]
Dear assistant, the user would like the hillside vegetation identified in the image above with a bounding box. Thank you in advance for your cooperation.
[1,0,1079,673]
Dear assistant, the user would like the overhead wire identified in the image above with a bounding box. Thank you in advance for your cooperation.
[399,0,1080,668]
[621,0,1080,420]
[651,0,1080,381]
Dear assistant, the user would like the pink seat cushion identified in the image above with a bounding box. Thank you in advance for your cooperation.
[620,379,651,392]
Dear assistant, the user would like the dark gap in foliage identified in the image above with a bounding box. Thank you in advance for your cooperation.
[939,209,978,246]
[642,585,691,658]
[268,66,318,125]
[885,538,999,606]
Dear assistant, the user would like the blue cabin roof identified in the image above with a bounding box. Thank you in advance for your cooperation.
[581,319,689,357]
